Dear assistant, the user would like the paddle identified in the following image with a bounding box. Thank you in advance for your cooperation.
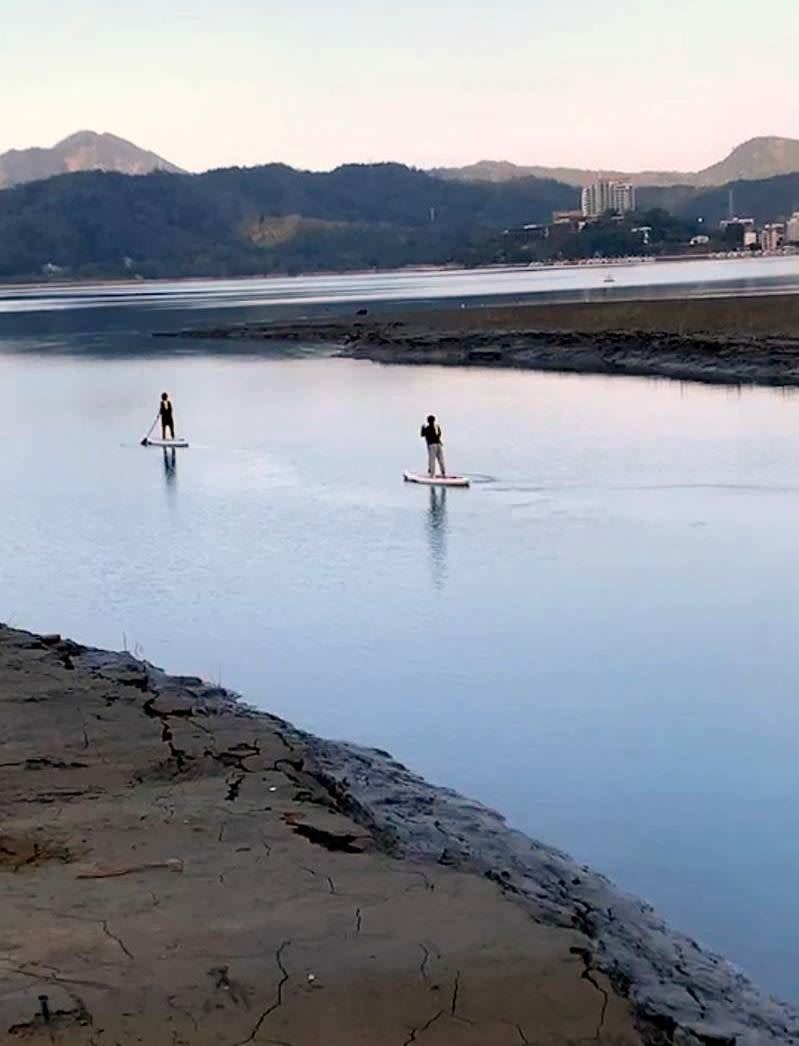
[140,412,159,446]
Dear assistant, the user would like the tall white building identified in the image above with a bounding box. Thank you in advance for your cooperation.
[786,212,799,244]
[611,183,636,214]
[581,180,636,218]
[759,223,784,251]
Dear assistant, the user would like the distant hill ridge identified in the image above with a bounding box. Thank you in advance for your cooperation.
[0,161,577,280]
[3,131,799,192]
[1,158,798,282]
[432,137,799,189]
[0,131,183,189]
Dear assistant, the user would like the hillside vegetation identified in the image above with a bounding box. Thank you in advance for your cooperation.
[0,161,797,280]
[0,163,576,279]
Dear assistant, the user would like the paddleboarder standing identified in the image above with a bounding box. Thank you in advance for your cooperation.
[159,393,175,441]
[421,414,446,477]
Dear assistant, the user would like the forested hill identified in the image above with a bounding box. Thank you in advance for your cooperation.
[0,163,577,280]
[641,172,799,226]
[3,162,797,281]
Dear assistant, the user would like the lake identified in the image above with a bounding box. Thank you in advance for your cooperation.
[2,251,799,315]
[3,267,799,1004]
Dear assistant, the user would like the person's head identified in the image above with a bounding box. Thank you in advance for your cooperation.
[427,414,435,424]
[161,392,169,401]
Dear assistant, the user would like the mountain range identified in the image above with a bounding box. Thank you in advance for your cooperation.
[1,159,798,282]
[0,131,182,190]
[3,132,799,191]
[0,163,576,280]
[432,137,799,189]
[0,130,798,282]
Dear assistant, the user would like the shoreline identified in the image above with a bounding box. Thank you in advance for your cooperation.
[2,623,798,1044]
[153,292,799,388]
[0,250,796,292]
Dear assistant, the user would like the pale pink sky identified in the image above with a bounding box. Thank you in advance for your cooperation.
[2,0,798,172]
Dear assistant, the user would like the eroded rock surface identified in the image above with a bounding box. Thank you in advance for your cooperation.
[1,624,641,1045]
[2,623,796,1044]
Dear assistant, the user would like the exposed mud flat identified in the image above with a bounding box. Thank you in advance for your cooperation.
[336,328,799,387]
[153,292,799,388]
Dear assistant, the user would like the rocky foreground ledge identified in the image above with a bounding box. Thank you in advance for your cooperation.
[1,624,797,1045]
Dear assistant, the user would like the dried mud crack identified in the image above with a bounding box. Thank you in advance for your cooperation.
[234,941,291,1046]
[3,623,797,1045]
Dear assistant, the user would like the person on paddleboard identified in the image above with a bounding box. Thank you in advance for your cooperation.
[421,415,446,477]
[159,393,175,441]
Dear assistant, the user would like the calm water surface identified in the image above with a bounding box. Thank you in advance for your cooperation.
[1,252,798,314]
[2,277,799,1003]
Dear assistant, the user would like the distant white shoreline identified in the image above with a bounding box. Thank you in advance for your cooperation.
[1,248,798,296]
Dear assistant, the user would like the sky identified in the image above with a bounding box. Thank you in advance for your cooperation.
[2,0,798,173]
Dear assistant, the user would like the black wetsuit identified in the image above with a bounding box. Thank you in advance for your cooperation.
[421,421,442,445]
[160,400,174,439]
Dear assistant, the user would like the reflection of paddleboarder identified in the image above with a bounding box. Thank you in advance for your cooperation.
[421,414,446,477]
[159,393,175,440]
[163,447,176,481]
[427,486,447,590]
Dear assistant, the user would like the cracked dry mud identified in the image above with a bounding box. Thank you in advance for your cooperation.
[1,624,641,1045]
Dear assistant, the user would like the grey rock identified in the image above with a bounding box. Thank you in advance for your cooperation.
[70,640,799,1045]
[299,738,799,1045]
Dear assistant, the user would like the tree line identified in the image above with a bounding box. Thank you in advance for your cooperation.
[0,162,796,280]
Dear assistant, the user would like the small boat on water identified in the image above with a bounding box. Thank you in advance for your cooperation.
[603,273,616,283]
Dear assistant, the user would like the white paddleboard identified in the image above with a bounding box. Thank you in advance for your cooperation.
[142,438,190,448]
[403,471,470,488]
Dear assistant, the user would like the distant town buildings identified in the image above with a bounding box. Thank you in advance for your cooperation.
[720,217,758,247]
[719,217,755,231]
[580,180,636,218]
[551,209,584,224]
[504,214,582,247]
[759,223,785,251]
[502,203,798,262]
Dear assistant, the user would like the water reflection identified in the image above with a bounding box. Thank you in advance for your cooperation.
[162,448,177,497]
[9,335,799,1000]
[426,486,447,589]
[2,256,799,322]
